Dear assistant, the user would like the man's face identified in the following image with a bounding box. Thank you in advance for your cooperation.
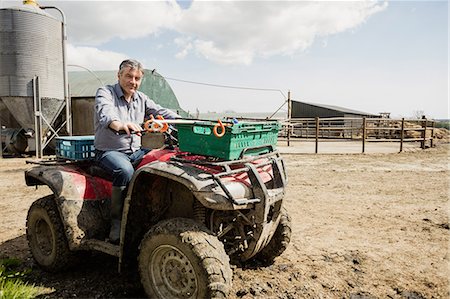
[118,66,143,98]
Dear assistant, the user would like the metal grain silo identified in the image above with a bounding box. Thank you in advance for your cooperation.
[0,0,67,154]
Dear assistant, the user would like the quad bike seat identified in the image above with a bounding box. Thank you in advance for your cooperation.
[87,163,114,182]
[86,157,145,182]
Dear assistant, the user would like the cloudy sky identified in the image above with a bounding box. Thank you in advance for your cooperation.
[1,0,448,118]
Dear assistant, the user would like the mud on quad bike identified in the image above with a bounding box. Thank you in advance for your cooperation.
[24,125,291,299]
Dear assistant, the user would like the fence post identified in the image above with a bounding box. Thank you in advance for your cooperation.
[327,120,330,138]
[287,91,291,147]
[400,118,404,152]
[351,120,353,139]
[315,117,319,153]
[421,115,427,149]
[287,123,291,147]
[430,120,435,148]
[362,117,366,153]
[0,114,2,159]
[376,118,380,139]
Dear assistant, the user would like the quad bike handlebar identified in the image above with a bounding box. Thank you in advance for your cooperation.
[111,124,178,149]
[112,116,236,145]
[143,116,233,138]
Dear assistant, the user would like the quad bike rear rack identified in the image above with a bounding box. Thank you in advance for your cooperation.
[25,157,78,166]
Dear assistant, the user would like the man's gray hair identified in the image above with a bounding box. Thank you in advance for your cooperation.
[119,59,145,75]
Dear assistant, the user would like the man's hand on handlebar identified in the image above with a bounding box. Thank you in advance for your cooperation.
[110,121,143,136]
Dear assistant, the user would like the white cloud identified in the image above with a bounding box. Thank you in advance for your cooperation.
[66,44,128,71]
[174,1,388,64]
[194,40,254,65]
[3,0,387,66]
[40,0,182,46]
[174,37,193,59]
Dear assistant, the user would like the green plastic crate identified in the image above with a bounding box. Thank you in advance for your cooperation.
[177,120,280,160]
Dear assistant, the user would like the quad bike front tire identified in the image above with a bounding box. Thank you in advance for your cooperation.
[26,195,75,272]
[138,218,232,299]
[255,208,292,264]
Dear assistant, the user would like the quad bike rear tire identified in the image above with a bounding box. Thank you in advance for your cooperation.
[255,208,292,264]
[26,195,75,272]
[138,218,232,299]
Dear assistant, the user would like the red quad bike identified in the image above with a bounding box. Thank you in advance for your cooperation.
[24,122,291,299]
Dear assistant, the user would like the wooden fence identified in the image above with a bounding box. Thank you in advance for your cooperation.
[281,117,435,153]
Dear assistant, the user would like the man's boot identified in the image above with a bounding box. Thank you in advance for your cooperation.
[109,186,127,244]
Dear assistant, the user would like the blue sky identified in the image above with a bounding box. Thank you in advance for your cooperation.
[1,0,448,119]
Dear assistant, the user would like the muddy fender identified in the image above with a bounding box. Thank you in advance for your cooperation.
[25,166,111,249]
[128,162,249,210]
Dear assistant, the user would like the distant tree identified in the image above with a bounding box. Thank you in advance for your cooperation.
[412,110,426,119]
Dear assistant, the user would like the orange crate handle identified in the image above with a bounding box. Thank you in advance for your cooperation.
[213,119,226,138]
[213,119,233,138]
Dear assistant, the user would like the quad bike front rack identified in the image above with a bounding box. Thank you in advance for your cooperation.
[171,146,287,206]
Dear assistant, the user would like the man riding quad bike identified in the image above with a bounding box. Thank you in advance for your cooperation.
[24,120,291,298]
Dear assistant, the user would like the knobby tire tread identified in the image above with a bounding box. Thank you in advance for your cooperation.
[255,208,292,264]
[26,195,76,272]
[139,218,232,298]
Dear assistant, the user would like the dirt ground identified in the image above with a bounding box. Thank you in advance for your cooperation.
[0,143,448,298]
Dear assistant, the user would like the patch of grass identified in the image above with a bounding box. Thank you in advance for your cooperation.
[0,258,49,299]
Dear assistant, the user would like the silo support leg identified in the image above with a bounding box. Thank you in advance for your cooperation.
[33,77,43,159]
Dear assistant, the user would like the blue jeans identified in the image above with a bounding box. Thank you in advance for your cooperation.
[95,148,150,186]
